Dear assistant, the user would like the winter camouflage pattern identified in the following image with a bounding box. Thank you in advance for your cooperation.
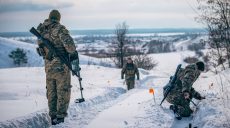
[166,64,202,117]
[37,19,76,118]
[121,63,139,90]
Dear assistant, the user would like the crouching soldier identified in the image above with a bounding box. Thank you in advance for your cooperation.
[121,57,139,90]
[36,10,77,125]
[166,61,206,118]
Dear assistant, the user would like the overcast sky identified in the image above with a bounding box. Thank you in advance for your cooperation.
[0,0,203,32]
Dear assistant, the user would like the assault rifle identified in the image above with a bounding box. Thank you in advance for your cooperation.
[160,64,182,105]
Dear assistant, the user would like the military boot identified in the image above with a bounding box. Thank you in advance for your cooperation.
[56,118,64,124]
[170,105,182,120]
[51,117,57,125]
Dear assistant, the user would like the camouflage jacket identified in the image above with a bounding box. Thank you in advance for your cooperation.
[121,63,139,80]
[168,64,202,100]
[36,19,76,72]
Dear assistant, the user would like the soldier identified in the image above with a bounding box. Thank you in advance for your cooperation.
[36,10,77,125]
[166,61,206,118]
[121,57,140,90]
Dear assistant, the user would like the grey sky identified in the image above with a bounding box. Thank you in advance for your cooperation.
[0,0,203,32]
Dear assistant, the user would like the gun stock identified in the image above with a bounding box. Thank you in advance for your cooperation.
[30,27,42,39]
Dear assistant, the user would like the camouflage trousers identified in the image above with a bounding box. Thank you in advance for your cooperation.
[46,64,71,119]
[126,80,135,90]
[166,93,193,117]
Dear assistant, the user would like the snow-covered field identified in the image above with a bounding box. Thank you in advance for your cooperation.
[0,37,113,68]
[0,37,43,68]
[0,37,230,128]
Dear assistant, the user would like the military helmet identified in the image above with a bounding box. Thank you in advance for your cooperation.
[49,10,61,22]
[196,61,205,71]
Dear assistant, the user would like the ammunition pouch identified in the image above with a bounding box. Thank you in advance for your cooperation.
[126,70,135,75]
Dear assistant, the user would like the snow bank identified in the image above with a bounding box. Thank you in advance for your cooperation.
[0,64,131,127]
[0,111,50,128]
[0,87,126,128]
[192,68,230,128]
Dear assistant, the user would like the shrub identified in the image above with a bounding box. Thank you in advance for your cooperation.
[183,56,199,64]
[187,43,205,51]
[131,54,158,70]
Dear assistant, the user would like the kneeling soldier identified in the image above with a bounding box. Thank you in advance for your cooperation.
[166,61,206,118]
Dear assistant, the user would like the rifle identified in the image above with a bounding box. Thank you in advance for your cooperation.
[160,64,182,105]
[30,27,85,103]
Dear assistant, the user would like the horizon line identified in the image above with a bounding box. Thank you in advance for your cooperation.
[0,27,206,33]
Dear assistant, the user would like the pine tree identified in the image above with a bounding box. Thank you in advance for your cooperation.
[9,48,28,66]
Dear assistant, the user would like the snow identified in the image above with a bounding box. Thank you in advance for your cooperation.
[0,37,230,128]
[0,37,43,68]
[174,39,191,51]
[73,32,186,38]
[87,89,157,128]
[0,67,47,121]
[173,35,208,51]
[0,65,123,122]
[127,33,186,37]
[0,37,112,68]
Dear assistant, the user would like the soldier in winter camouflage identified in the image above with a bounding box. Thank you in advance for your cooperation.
[121,58,140,90]
[166,61,206,117]
[36,10,77,125]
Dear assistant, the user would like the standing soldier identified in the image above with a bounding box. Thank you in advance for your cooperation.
[36,10,77,125]
[165,61,206,118]
[121,57,140,90]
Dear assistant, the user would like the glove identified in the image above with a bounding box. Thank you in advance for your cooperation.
[183,92,190,100]
[121,75,124,79]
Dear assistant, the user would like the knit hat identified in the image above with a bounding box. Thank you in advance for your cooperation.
[49,10,61,22]
[196,61,205,71]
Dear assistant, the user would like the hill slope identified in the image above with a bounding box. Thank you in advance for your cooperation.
[0,37,43,68]
[0,37,112,68]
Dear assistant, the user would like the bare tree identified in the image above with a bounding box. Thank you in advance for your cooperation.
[113,22,128,68]
[110,22,158,70]
[197,0,230,69]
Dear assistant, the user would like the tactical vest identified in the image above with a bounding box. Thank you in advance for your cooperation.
[125,64,136,76]
[37,20,67,60]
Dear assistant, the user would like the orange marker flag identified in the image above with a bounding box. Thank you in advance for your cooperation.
[149,88,154,94]
[149,88,156,105]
